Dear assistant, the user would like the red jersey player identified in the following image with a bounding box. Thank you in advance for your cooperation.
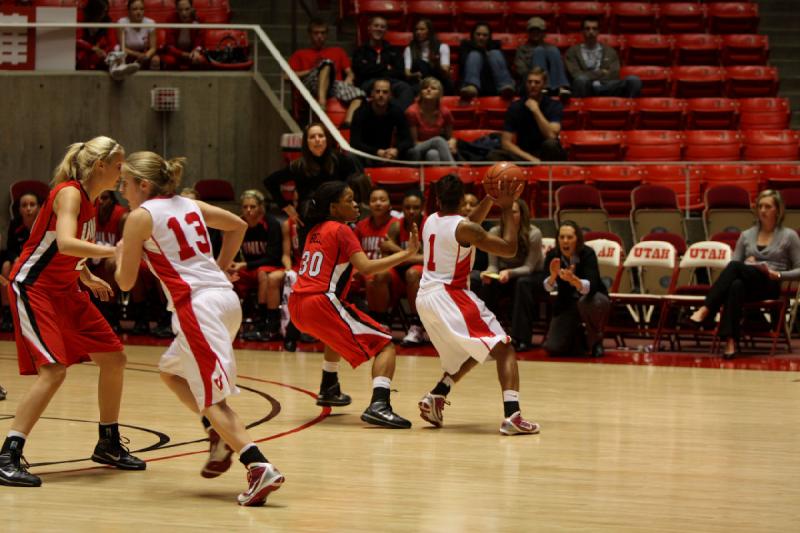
[0,136,145,488]
[288,181,419,428]
[416,174,541,435]
[115,151,283,506]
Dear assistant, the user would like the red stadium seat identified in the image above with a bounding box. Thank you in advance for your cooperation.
[143,0,176,23]
[698,164,762,201]
[441,96,481,129]
[721,34,769,66]
[451,129,500,142]
[738,98,791,131]
[707,2,759,34]
[625,130,684,161]
[506,1,558,33]
[560,130,625,161]
[685,97,739,130]
[624,34,674,66]
[586,164,642,215]
[192,0,230,23]
[639,164,703,212]
[684,130,742,161]
[406,1,455,32]
[569,32,624,54]
[633,97,686,130]
[741,130,800,162]
[108,0,128,21]
[203,30,253,70]
[581,97,634,130]
[672,66,725,98]
[673,34,722,66]
[195,179,235,201]
[658,2,708,34]
[355,0,406,44]
[609,2,658,34]
[477,96,517,129]
[384,31,412,46]
[561,98,584,130]
[558,2,610,34]
[456,1,507,33]
[529,165,587,217]
[759,164,800,186]
[621,66,672,97]
[544,32,578,55]
[365,167,422,204]
[724,66,779,98]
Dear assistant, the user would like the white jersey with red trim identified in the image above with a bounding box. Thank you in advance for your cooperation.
[419,212,474,293]
[140,196,231,310]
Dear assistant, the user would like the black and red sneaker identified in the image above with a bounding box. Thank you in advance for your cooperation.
[201,428,233,479]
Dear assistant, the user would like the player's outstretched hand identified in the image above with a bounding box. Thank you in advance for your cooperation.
[83,274,114,302]
[406,223,420,255]
[494,178,524,210]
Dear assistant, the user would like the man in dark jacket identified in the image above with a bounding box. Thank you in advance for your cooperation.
[351,16,414,109]
[350,78,413,166]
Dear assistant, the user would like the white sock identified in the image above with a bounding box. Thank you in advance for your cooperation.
[7,430,27,440]
[503,390,520,403]
[322,361,339,373]
[442,375,455,388]
[373,376,391,389]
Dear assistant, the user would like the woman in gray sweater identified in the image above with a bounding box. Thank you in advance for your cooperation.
[690,189,800,358]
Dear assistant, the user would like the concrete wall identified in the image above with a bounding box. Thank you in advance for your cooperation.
[0,70,288,243]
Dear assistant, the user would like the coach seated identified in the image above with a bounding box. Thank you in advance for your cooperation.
[688,189,800,359]
[542,221,610,358]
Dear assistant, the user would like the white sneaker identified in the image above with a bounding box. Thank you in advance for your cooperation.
[418,393,449,428]
[499,411,541,436]
[401,324,426,345]
[237,462,284,506]
[110,61,139,81]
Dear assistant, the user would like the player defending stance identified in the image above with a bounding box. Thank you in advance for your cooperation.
[416,174,540,435]
[115,152,283,506]
[288,181,419,428]
[0,136,145,488]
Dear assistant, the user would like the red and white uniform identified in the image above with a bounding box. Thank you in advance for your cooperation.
[288,221,391,367]
[140,195,239,409]
[95,203,127,246]
[417,213,509,374]
[354,215,397,260]
[9,181,123,375]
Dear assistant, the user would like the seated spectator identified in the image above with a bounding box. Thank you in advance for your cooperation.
[542,221,610,358]
[350,79,413,166]
[347,172,374,221]
[288,18,365,127]
[0,192,41,332]
[227,190,286,342]
[458,22,515,99]
[353,188,398,327]
[461,193,479,217]
[565,17,641,98]
[161,0,207,70]
[471,199,544,347]
[381,190,427,345]
[514,17,571,100]
[688,190,800,359]
[265,122,359,222]
[490,68,567,162]
[76,0,116,71]
[404,18,453,95]
[117,0,160,70]
[405,77,457,162]
[89,190,128,331]
[352,16,415,110]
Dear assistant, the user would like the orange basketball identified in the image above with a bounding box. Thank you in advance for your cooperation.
[483,162,524,197]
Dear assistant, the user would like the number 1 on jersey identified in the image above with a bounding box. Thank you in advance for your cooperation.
[427,234,436,271]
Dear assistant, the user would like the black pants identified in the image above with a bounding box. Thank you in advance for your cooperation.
[543,292,611,355]
[704,261,781,340]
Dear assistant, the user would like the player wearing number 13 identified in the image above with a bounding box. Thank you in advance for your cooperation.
[115,152,283,506]
[288,181,419,429]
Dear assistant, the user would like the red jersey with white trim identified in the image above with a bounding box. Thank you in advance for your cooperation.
[292,221,363,298]
[95,203,127,246]
[419,212,474,292]
[354,215,398,259]
[10,180,97,291]
[140,196,231,310]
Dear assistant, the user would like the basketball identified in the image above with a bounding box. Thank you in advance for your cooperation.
[483,161,524,197]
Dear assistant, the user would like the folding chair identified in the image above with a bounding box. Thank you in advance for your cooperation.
[554,184,610,233]
[703,184,754,238]
[630,184,687,242]
[587,164,642,216]
[585,238,625,292]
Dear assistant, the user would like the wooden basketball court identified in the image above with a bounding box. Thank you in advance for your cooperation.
[1,341,799,532]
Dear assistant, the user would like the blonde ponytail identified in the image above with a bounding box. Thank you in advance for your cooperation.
[52,136,123,185]
[124,151,187,197]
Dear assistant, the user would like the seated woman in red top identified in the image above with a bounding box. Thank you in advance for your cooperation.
[288,181,419,429]
[404,77,456,162]
[161,0,207,70]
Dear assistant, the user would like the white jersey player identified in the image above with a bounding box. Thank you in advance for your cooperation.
[416,173,540,435]
[114,151,284,506]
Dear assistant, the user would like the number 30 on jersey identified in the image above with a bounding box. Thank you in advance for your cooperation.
[298,251,323,277]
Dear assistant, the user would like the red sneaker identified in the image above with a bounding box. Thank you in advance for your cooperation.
[201,428,233,479]
[499,412,541,436]
[237,462,285,506]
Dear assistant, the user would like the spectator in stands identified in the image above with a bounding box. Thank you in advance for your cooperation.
[405,77,457,163]
[161,0,207,70]
[352,16,415,110]
[458,22,515,100]
[116,0,160,70]
[472,199,544,344]
[688,189,800,359]
[489,68,566,162]
[382,190,427,345]
[403,18,453,95]
[89,191,128,332]
[350,79,413,166]
[514,17,571,100]
[265,122,359,222]
[0,192,41,332]
[227,190,286,342]
[353,187,398,328]
[347,172,374,221]
[542,221,610,358]
[565,17,641,98]
[76,0,116,71]
[461,193,479,217]
[288,18,365,127]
